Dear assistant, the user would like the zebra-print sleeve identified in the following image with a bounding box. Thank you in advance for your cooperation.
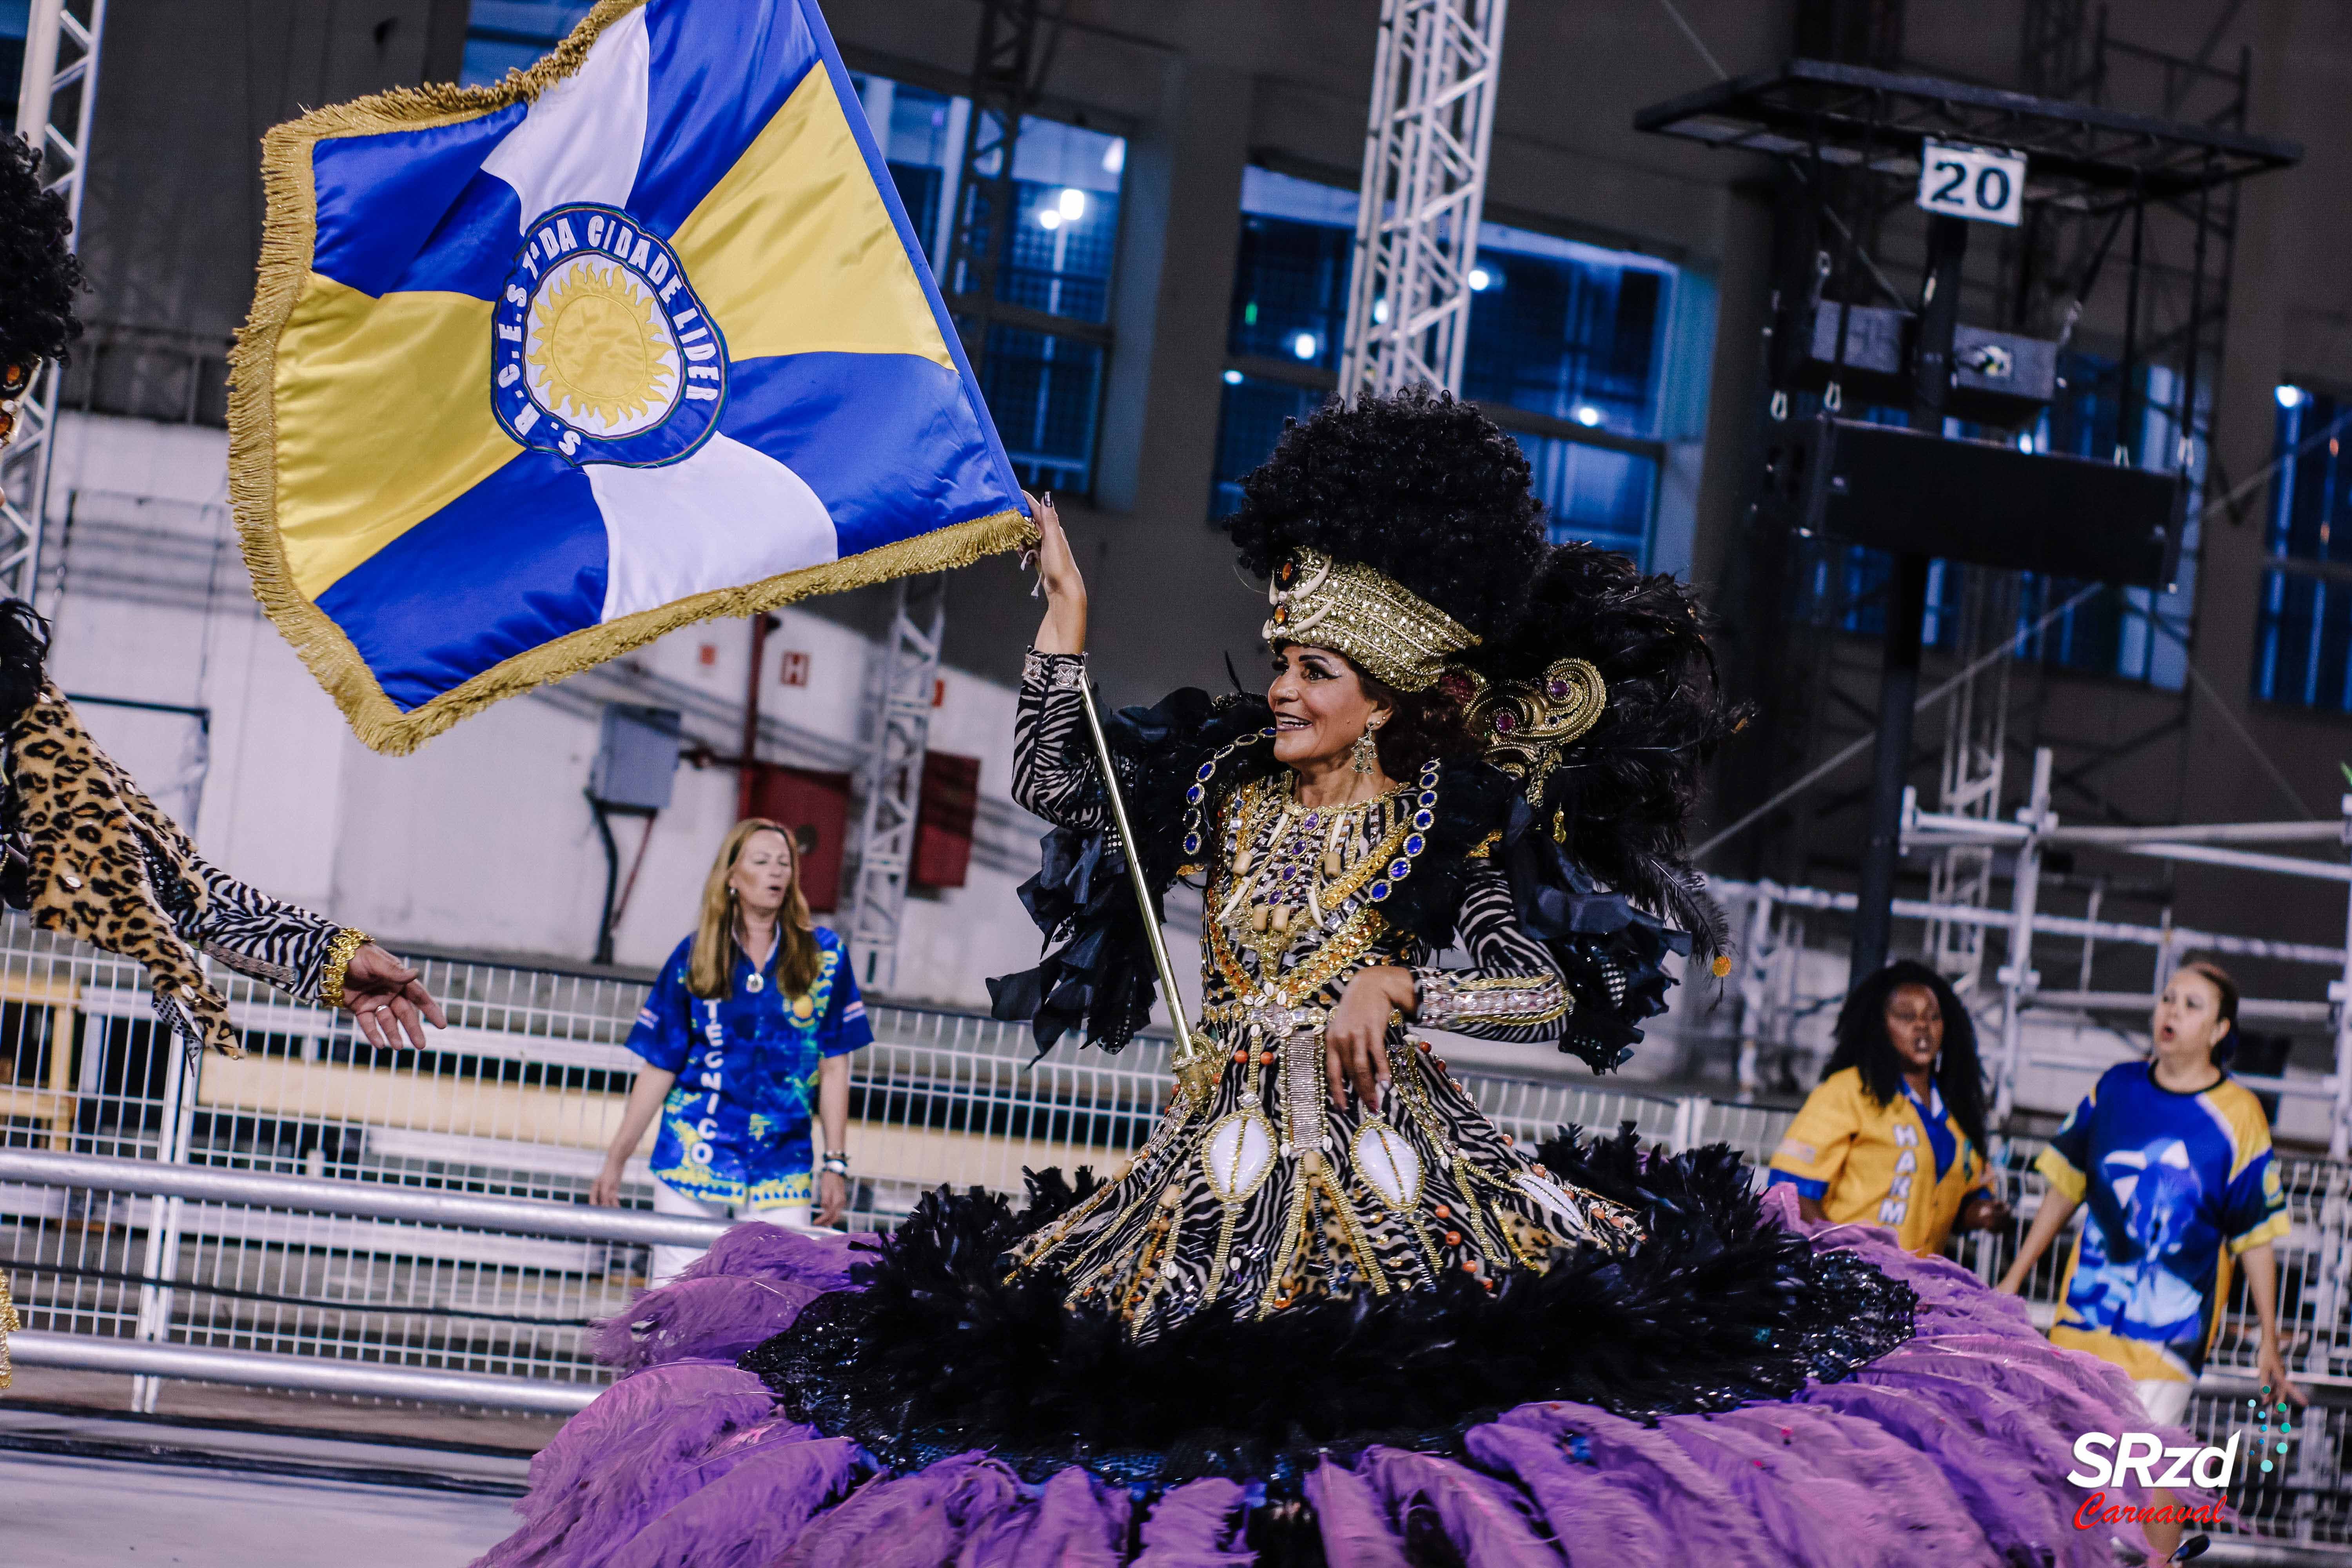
[183,858,349,1005]
[1410,861,1572,1043]
[1013,648,1112,833]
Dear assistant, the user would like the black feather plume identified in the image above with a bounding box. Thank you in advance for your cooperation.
[1471,543,1749,957]
[742,1136,1915,1494]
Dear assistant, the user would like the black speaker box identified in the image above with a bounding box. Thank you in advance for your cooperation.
[1790,418,2183,588]
[1793,305,2059,426]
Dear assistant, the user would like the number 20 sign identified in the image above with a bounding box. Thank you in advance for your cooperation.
[1916,140,2026,227]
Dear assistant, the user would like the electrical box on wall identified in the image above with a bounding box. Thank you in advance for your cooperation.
[590,705,682,811]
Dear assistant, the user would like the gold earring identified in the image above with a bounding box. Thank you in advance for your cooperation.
[1351,725,1380,774]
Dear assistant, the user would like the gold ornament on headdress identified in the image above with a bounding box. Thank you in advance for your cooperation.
[1465,656,1609,820]
[1261,547,1480,691]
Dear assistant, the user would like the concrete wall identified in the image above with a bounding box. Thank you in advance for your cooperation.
[34,413,1085,1007]
[42,0,2352,1058]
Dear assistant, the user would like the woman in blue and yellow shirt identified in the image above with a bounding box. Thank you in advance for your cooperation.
[1768,960,2009,1257]
[592,818,873,1279]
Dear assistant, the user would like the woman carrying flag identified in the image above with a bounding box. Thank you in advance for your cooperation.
[484,390,2176,1568]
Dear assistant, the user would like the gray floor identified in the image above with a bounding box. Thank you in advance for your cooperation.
[0,1407,529,1568]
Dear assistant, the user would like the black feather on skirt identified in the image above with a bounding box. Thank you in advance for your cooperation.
[741,1129,1916,1492]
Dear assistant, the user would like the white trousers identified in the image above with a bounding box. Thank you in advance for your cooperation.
[649,1178,815,1284]
[2134,1377,2194,1428]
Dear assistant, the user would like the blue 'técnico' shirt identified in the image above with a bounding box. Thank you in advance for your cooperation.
[626,926,873,1210]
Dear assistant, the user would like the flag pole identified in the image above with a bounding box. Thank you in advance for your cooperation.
[1073,681,1199,1068]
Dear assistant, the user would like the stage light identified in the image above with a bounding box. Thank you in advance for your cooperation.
[1468,267,1492,291]
[1101,142,1125,174]
[1372,297,1389,324]
[2278,384,2307,409]
[1038,209,1063,230]
[2016,432,2035,452]
[1574,405,1602,426]
[1292,332,1319,360]
[1223,369,1243,385]
[1058,188,1087,220]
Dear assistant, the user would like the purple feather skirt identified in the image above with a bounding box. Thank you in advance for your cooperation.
[476,1192,2206,1568]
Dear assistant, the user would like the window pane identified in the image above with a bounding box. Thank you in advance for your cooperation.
[462,0,592,85]
[1220,167,1684,561]
[2268,387,2352,565]
[2255,385,2352,711]
[1519,434,1655,566]
[980,325,1103,495]
[1210,375,1327,518]
[1463,227,1673,440]
[1229,168,1356,371]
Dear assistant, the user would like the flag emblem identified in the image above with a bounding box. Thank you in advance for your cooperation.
[232,0,1031,753]
[493,203,726,463]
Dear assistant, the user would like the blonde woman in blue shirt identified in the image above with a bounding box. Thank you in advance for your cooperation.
[1768,960,2009,1256]
[592,819,873,1279]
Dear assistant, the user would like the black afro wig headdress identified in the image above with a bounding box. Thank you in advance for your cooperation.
[1473,540,1748,955]
[1219,384,1545,642]
[0,131,85,373]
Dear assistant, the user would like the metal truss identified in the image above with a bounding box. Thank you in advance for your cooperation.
[1338,0,1508,401]
[1924,570,2015,995]
[845,575,946,993]
[5,0,105,606]
[846,0,1060,984]
[1706,4,2270,921]
[941,0,1065,376]
[1637,57,2294,208]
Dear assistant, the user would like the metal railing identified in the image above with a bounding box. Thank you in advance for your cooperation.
[0,911,2350,1546]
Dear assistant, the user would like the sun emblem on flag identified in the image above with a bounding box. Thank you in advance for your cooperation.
[524,258,679,436]
[492,202,726,468]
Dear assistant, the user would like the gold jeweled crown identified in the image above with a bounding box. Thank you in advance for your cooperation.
[1261,547,1479,691]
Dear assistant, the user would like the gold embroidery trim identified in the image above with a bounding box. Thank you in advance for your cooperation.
[0,1265,15,1390]
[320,927,369,1011]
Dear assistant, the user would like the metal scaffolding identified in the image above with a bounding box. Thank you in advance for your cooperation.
[5,0,105,605]
[844,575,946,991]
[941,0,1066,377]
[1682,4,2288,956]
[1337,0,1508,401]
[844,0,1061,984]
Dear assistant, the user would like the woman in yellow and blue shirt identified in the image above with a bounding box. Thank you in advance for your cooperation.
[1769,960,2009,1257]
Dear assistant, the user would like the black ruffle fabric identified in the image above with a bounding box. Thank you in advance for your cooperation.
[985,684,1687,1070]
[740,1129,1916,1491]
[985,686,1281,1055]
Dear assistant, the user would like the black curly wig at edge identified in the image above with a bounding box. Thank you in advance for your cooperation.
[0,134,85,370]
[1220,385,1546,642]
[0,599,51,729]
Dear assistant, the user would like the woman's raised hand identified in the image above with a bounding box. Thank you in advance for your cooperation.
[1029,490,1087,655]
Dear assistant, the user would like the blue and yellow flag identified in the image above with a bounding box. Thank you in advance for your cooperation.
[231,0,1031,753]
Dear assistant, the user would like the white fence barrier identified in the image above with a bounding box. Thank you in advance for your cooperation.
[2,912,2352,1546]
